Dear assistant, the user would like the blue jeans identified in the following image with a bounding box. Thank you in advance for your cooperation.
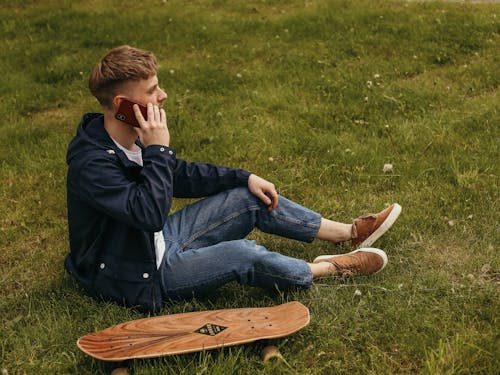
[160,187,321,299]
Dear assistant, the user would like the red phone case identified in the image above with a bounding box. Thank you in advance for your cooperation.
[115,99,148,127]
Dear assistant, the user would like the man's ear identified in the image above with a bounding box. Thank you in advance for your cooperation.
[112,95,126,109]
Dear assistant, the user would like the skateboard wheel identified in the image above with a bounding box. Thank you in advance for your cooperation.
[111,368,130,375]
[261,345,283,363]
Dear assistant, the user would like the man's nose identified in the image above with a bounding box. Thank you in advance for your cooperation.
[159,89,168,102]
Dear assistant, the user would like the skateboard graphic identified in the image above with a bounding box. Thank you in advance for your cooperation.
[77,301,310,361]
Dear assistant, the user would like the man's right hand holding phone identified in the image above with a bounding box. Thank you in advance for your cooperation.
[133,103,170,148]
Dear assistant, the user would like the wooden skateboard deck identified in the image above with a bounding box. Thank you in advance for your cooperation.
[77,301,309,361]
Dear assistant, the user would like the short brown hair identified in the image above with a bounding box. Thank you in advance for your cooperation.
[89,45,158,108]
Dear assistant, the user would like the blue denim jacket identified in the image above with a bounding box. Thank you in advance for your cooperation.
[65,113,250,312]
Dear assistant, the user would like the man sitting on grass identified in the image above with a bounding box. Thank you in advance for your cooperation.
[65,45,402,312]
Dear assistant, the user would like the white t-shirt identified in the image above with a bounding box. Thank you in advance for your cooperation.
[112,139,166,269]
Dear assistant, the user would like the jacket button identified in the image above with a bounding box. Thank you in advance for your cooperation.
[160,147,165,152]
[106,150,115,154]
[99,263,105,269]
[168,150,173,155]
[142,273,150,279]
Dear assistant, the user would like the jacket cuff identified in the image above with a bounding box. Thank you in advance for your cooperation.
[144,145,176,158]
[237,169,252,186]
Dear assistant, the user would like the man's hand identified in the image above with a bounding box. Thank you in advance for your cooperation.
[133,103,170,147]
[248,174,279,212]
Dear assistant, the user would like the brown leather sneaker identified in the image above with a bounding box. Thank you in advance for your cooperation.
[351,203,402,248]
[313,248,388,277]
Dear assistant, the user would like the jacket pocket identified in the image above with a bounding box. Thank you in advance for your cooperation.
[92,258,159,312]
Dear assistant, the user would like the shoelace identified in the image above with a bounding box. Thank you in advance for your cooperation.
[352,215,376,240]
[328,255,362,277]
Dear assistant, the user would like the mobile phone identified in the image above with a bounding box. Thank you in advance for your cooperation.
[115,99,147,128]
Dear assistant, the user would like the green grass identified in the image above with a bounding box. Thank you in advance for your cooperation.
[1,0,499,373]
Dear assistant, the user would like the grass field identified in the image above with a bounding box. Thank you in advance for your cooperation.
[0,0,498,374]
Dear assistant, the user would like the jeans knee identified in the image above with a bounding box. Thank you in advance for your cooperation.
[226,187,263,209]
[230,240,267,264]
[229,186,254,200]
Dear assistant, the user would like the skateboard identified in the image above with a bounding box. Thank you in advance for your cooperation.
[77,301,310,361]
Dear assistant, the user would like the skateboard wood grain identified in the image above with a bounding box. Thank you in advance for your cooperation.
[77,301,310,361]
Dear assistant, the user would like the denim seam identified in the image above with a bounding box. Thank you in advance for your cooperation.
[271,211,321,229]
[165,266,312,293]
[180,204,261,249]
[165,272,233,293]
[270,212,321,242]
[253,269,313,287]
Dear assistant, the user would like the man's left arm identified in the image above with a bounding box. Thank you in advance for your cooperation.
[172,159,278,211]
[172,159,250,197]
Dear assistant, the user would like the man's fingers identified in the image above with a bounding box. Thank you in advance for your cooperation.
[266,194,273,206]
[160,108,167,125]
[270,193,279,209]
[133,104,146,127]
[268,191,279,211]
[133,103,167,129]
[152,104,160,122]
[255,191,268,205]
[247,174,279,211]
[263,191,278,211]
[133,103,170,146]
[147,103,154,124]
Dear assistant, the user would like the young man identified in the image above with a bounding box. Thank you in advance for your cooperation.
[65,45,401,312]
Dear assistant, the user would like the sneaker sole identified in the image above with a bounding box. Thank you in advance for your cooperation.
[357,203,402,248]
[313,248,388,274]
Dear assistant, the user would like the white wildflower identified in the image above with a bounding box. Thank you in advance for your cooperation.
[383,163,393,173]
